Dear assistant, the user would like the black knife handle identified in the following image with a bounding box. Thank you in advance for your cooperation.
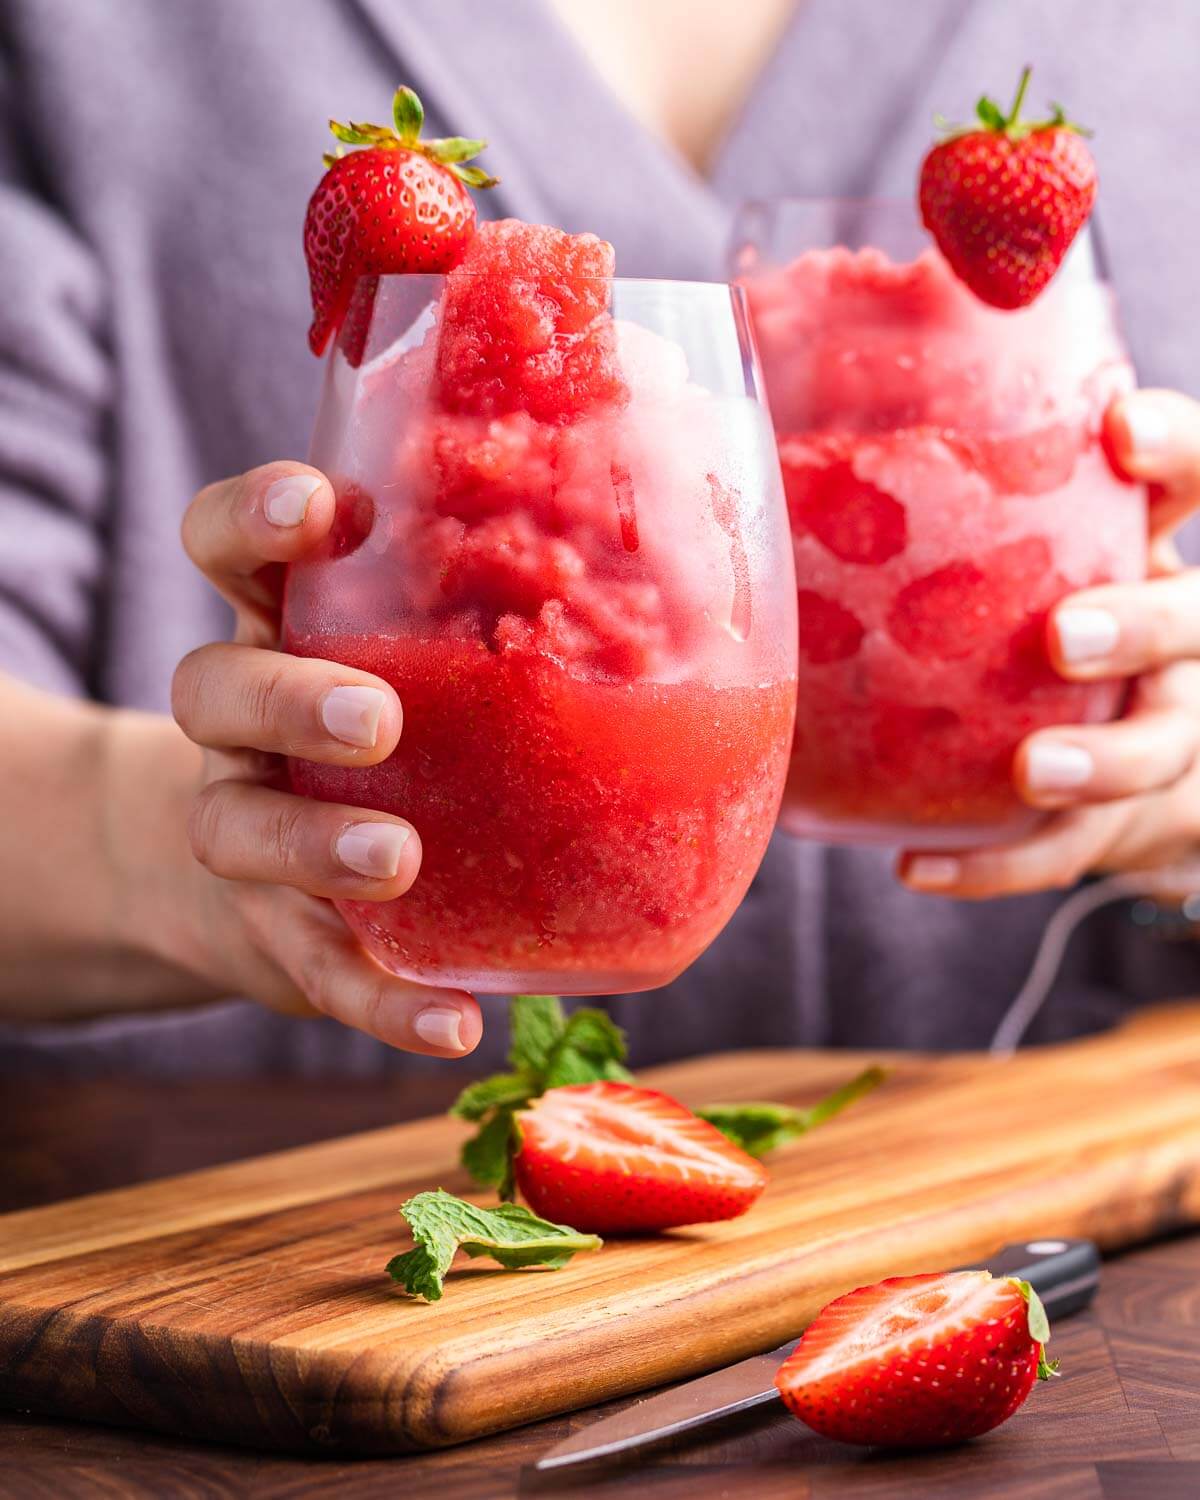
[969,1237,1101,1322]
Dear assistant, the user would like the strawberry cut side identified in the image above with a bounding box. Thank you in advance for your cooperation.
[776,1270,1056,1448]
[513,1081,769,1233]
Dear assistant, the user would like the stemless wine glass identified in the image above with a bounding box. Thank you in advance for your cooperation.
[731,198,1147,849]
[284,271,797,993]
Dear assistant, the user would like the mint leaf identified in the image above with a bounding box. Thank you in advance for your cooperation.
[508,994,566,1075]
[387,1189,601,1301]
[460,1110,518,1197]
[697,1067,885,1158]
[451,1070,534,1123]
[543,1007,632,1088]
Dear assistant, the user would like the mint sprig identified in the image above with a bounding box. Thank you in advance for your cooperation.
[451,995,632,1198]
[387,1189,601,1302]
[697,1067,886,1158]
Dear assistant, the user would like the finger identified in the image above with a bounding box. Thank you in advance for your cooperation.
[283,906,482,1057]
[188,781,422,902]
[1050,570,1200,679]
[1105,390,1200,537]
[181,462,335,644]
[1014,706,1200,809]
[897,801,1134,901]
[173,642,402,764]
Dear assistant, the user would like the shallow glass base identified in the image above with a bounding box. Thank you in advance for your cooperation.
[356,949,684,998]
[778,803,1042,851]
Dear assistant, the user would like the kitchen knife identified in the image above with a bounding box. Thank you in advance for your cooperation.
[535,1237,1100,1471]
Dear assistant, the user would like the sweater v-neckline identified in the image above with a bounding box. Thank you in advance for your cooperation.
[352,0,971,277]
[349,0,738,276]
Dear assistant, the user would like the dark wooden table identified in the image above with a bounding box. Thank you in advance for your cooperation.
[2,1076,1197,1500]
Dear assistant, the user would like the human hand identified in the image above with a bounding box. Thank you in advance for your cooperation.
[901,390,1200,899]
[168,462,481,1055]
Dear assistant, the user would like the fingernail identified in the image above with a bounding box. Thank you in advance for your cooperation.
[322,685,386,748]
[1056,607,1120,664]
[1026,741,1094,792]
[1124,398,1170,455]
[414,1005,464,1051]
[336,822,411,879]
[905,856,961,890]
[264,474,321,527]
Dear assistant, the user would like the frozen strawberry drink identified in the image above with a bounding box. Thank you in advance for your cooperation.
[285,222,796,991]
[739,204,1146,847]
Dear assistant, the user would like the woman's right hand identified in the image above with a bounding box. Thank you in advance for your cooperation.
[166,461,482,1057]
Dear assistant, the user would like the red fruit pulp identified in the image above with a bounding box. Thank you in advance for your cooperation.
[745,245,1145,846]
[289,634,793,990]
[436,220,627,422]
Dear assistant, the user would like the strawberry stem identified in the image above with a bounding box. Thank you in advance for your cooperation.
[946,65,1089,142]
[323,85,499,187]
[1006,65,1032,129]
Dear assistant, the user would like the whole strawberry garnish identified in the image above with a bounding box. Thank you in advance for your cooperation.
[513,1081,769,1233]
[776,1270,1059,1447]
[303,86,498,360]
[918,67,1096,310]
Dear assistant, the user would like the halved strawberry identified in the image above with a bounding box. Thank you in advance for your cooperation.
[776,1270,1057,1448]
[513,1081,769,1233]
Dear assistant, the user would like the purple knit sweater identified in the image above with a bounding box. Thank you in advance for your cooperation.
[2,0,1199,1075]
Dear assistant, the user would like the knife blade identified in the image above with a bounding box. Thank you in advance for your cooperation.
[535,1237,1100,1471]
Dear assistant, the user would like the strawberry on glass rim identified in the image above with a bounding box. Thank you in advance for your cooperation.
[513,1082,770,1234]
[303,85,497,362]
[919,65,1097,309]
[776,1269,1058,1448]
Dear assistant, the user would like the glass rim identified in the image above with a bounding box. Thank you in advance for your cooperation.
[361,272,744,291]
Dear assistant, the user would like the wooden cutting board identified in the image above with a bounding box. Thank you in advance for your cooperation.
[4,1002,1200,1456]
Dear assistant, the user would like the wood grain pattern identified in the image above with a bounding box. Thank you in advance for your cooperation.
[3,1005,1200,1457]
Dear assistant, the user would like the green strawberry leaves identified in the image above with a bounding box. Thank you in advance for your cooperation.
[1011,1278,1061,1380]
[425,136,489,164]
[697,1067,886,1158]
[387,1189,601,1302]
[509,993,568,1076]
[975,95,1008,132]
[392,85,424,145]
[452,996,632,1198]
[936,65,1091,143]
[324,85,499,189]
[447,164,499,189]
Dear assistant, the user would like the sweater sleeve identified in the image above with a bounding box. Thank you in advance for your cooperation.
[0,49,111,697]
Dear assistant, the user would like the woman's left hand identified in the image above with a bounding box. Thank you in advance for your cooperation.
[901,389,1200,899]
